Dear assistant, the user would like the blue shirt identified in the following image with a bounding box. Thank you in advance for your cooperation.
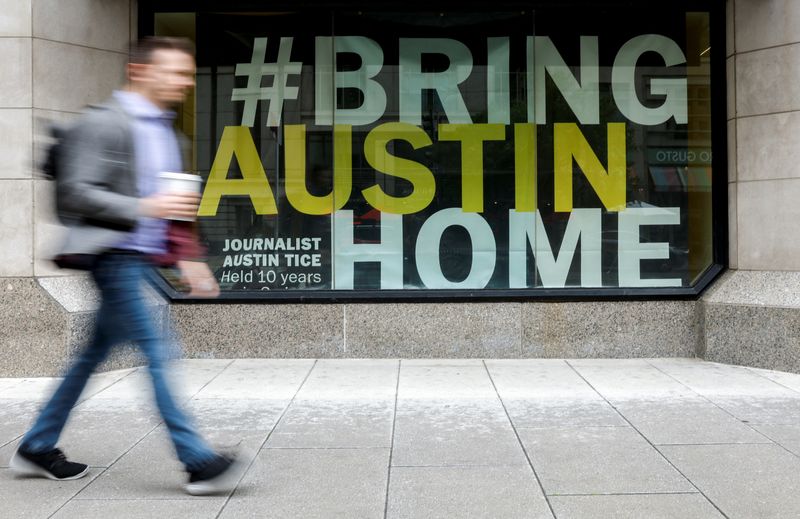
[112,91,183,255]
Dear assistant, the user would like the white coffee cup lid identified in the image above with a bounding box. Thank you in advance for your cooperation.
[160,171,201,181]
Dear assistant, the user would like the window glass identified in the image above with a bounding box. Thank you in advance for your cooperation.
[154,4,718,297]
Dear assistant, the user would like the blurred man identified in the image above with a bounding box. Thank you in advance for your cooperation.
[11,37,243,496]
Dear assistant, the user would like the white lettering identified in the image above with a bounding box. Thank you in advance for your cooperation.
[618,206,681,287]
[415,208,496,289]
[332,210,403,289]
[399,38,473,125]
[508,208,601,288]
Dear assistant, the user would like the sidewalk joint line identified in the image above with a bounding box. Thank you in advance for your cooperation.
[48,359,236,518]
[645,360,800,461]
[390,463,535,468]
[565,360,731,519]
[74,367,142,403]
[45,367,162,519]
[513,425,630,430]
[186,359,237,403]
[70,497,225,501]
[48,418,165,517]
[482,359,558,518]
[743,366,800,396]
[263,446,390,450]
[45,471,104,518]
[383,359,401,519]
[548,491,702,497]
[655,442,775,447]
[214,359,319,519]
[2,369,143,495]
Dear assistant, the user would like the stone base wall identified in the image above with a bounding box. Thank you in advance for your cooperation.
[0,276,704,376]
[169,300,701,361]
[6,268,797,378]
[702,271,800,372]
[0,276,162,377]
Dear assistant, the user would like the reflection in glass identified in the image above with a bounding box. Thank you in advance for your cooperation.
[154,6,717,295]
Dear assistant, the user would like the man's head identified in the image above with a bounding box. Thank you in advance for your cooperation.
[127,37,196,109]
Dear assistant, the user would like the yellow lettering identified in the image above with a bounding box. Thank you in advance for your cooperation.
[514,124,537,212]
[362,122,436,214]
[439,124,505,213]
[554,122,626,212]
[198,126,277,216]
[285,124,352,215]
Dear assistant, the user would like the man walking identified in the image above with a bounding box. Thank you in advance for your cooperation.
[11,37,243,496]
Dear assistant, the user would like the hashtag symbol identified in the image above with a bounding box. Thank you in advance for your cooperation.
[231,37,302,127]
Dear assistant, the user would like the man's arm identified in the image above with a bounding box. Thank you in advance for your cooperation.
[177,259,220,297]
[152,210,219,298]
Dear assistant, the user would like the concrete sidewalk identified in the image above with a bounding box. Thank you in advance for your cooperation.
[2,359,800,518]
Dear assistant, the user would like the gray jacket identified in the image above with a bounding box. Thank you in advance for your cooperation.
[56,98,140,257]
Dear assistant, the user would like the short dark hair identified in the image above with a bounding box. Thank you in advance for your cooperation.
[130,36,195,65]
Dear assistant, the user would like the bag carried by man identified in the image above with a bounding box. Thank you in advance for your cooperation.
[38,106,134,270]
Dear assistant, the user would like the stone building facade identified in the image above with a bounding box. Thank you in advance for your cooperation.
[1,0,798,376]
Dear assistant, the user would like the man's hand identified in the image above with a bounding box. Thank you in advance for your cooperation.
[140,192,200,220]
[177,260,220,298]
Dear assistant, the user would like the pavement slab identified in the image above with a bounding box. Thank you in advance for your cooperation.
[487,360,627,427]
[89,361,228,402]
[709,395,800,425]
[387,465,553,519]
[265,399,394,449]
[649,360,799,398]
[751,424,800,455]
[0,467,99,518]
[0,399,39,448]
[485,359,600,400]
[659,443,800,519]
[74,429,192,500]
[392,400,527,467]
[518,426,695,495]
[548,493,725,519]
[192,359,313,400]
[295,359,399,400]
[502,399,626,428]
[0,378,24,394]
[613,399,771,445]
[4,358,800,518]
[51,498,226,519]
[186,398,286,433]
[746,366,800,393]
[398,360,497,400]
[0,377,66,401]
[219,448,390,518]
[37,400,160,467]
[568,359,698,402]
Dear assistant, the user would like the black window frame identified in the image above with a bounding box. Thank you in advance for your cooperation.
[139,0,728,303]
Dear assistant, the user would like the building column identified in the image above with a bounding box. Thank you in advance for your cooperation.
[703,0,800,372]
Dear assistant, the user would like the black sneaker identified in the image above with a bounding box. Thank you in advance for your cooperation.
[185,453,245,496]
[10,448,89,481]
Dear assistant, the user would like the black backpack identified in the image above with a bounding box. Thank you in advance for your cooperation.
[39,122,69,181]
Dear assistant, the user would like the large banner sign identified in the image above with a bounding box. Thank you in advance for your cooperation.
[190,10,714,294]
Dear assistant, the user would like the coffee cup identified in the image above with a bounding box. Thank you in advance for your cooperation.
[159,171,202,221]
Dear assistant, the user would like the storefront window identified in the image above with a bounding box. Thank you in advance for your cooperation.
[150,2,723,298]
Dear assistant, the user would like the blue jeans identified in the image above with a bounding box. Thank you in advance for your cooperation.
[20,253,216,472]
